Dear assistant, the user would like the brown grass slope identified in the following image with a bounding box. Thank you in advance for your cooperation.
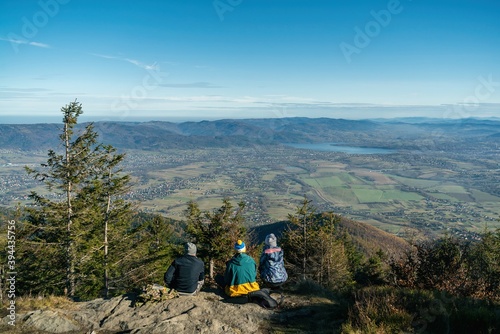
[337,216,410,258]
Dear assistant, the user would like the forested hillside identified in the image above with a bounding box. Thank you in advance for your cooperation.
[2,117,500,150]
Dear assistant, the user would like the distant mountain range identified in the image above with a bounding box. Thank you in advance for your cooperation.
[1,117,499,150]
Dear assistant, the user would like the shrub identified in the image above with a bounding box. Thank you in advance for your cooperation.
[389,233,500,300]
[341,286,500,334]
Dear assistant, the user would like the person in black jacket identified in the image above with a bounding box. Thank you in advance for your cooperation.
[164,242,205,296]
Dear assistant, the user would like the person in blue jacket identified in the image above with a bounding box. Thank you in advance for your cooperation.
[259,233,288,288]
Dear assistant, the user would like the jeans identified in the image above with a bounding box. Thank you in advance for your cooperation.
[177,280,204,296]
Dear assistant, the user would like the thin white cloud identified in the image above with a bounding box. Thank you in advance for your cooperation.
[0,87,52,93]
[160,82,222,88]
[90,53,159,71]
[29,41,50,48]
[89,53,117,60]
[124,58,159,71]
[0,37,50,48]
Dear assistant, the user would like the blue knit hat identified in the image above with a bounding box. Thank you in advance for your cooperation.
[234,240,246,253]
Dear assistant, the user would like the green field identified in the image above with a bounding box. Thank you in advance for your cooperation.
[352,189,385,203]
[390,175,441,188]
[325,187,358,203]
[381,189,423,201]
[3,146,500,236]
[304,176,344,187]
[428,185,468,194]
[470,189,500,202]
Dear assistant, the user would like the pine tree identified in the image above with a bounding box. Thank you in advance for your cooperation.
[314,212,352,289]
[461,228,500,299]
[186,198,246,279]
[120,213,178,288]
[23,100,132,298]
[282,196,353,289]
[75,144,133,297]
[283,196,317,280]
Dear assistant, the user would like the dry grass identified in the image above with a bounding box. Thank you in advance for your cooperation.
[340,286,500,334]
[11,295,77,313]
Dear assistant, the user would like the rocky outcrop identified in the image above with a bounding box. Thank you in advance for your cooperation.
[22,310,81,333]
[4,291,276,333]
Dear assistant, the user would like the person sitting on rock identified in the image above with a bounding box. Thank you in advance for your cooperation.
[223,240,260,297]
[164,242,204,296]
[259,233,288,290]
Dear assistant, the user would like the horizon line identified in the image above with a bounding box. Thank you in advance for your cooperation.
[1,115,500,125]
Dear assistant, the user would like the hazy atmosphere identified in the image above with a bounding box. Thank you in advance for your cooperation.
[1,0,499,123]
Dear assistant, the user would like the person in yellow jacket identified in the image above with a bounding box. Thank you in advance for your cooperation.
[223,240,260,297]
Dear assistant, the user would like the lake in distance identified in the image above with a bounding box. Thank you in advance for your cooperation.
[285,143,395,154]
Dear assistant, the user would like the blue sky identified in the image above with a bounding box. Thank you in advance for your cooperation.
[1,0,499,123]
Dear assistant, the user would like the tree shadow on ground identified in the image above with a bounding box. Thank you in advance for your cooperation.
[202,284,250,305]
[263,280,348,333]
[268,303,345,334]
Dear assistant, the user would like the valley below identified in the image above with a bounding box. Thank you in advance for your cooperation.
[1,117,499,240]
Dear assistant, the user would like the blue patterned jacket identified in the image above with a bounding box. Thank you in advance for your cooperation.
[259,246,288,284]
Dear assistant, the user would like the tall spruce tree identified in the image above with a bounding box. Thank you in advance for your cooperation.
[314,212,352,289]
[24,101,132,298]
[283,196,317,280]
[282,196,353,289]
[186,198,247,279]
[117,213,178,289]
[75,144,133,298]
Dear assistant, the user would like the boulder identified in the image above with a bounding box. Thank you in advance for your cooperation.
[22,310,81,333]
[7,291,275,333]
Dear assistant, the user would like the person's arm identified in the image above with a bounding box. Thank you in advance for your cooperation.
[198,261,205,282]
[224,262,232,286]
[164,261,176,287]
[258,252,266,272]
